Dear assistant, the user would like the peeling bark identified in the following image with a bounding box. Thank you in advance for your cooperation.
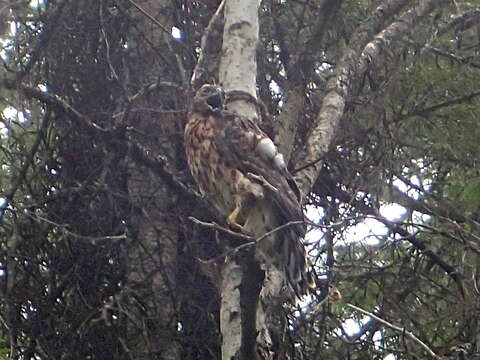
[220,259,243,359]
[274,84,305,163]
[219,0,260,119]
[216,0,277,358]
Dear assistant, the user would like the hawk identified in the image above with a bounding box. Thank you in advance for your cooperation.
[185,84,312,297]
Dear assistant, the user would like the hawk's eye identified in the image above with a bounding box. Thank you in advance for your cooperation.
[206,92,223,110]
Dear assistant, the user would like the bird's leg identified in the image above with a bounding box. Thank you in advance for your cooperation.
[246,172,278,193]
[227,197,244,231]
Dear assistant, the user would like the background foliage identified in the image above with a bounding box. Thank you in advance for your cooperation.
[0,0,479,359]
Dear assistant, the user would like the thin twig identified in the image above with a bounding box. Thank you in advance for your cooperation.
[189,216,255,264]
[292,156,324,174]
[126,0,187,84]
[255,220,304,243]
[16,0,67,80]
[406,89,480,118]
[125,0,172,35]
[364,214,465,296]
[27,211,127,242]
[188,216,253,242]
[99,1,129,100]
[190,217,305,264]
[346,303,443,359]
[190,0,225,87]
[197,240,257,265]
[0,0,25,16]
[1,78,107,132]
[2,110,50,202]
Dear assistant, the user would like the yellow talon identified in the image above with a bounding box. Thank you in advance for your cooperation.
[227,204,244,231]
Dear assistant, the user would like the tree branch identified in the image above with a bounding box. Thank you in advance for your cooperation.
[16,0,67,80]
[427,46,480,69]
[0,109,50,216]
[191,0,226,88]
[434,7,480,39]
[296,0,449,195]
[1,78,107,132]
[407,89,480,117]
[126,0,187,85]
[346,303,443,359]
[370,215,465,298]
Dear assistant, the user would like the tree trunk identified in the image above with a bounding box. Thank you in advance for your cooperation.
[217,0,289,358]
[217,0,266,358]
[124,1,181,358]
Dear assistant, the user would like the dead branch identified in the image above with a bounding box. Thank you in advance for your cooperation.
[347,303,444,359]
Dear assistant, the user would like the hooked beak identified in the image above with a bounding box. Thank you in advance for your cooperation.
[206,91,223,110]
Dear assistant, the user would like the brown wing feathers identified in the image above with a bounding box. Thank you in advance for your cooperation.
[212,109,311,296]
[186,84,312,297]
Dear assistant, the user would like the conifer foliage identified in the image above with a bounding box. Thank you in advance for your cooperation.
[0,0,480,359]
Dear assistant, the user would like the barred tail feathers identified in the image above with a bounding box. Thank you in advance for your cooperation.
[246,201,314,299]
[283,227,315,298]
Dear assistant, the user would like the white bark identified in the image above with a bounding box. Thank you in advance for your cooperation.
[219,0,260,119]
[220,260,244,359]
[218,0,265,358]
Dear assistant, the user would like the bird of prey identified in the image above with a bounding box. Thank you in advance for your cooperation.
[184,84,311,297]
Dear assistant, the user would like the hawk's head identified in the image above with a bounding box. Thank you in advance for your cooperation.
[192,84,224,114]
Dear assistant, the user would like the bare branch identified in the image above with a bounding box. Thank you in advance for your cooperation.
[434,7,480,39]
[16,0,68,80]
[190,218,305,262]
[27,211,127,242]
[368,215,465,298]
[188,216,253,242]
[1,78,107,131]
[407,89,480,117]
[427,46,480,69]
[346,303,444,359]
[191,0,226,88]
[1,110,50,211]
[126,0,187,85]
